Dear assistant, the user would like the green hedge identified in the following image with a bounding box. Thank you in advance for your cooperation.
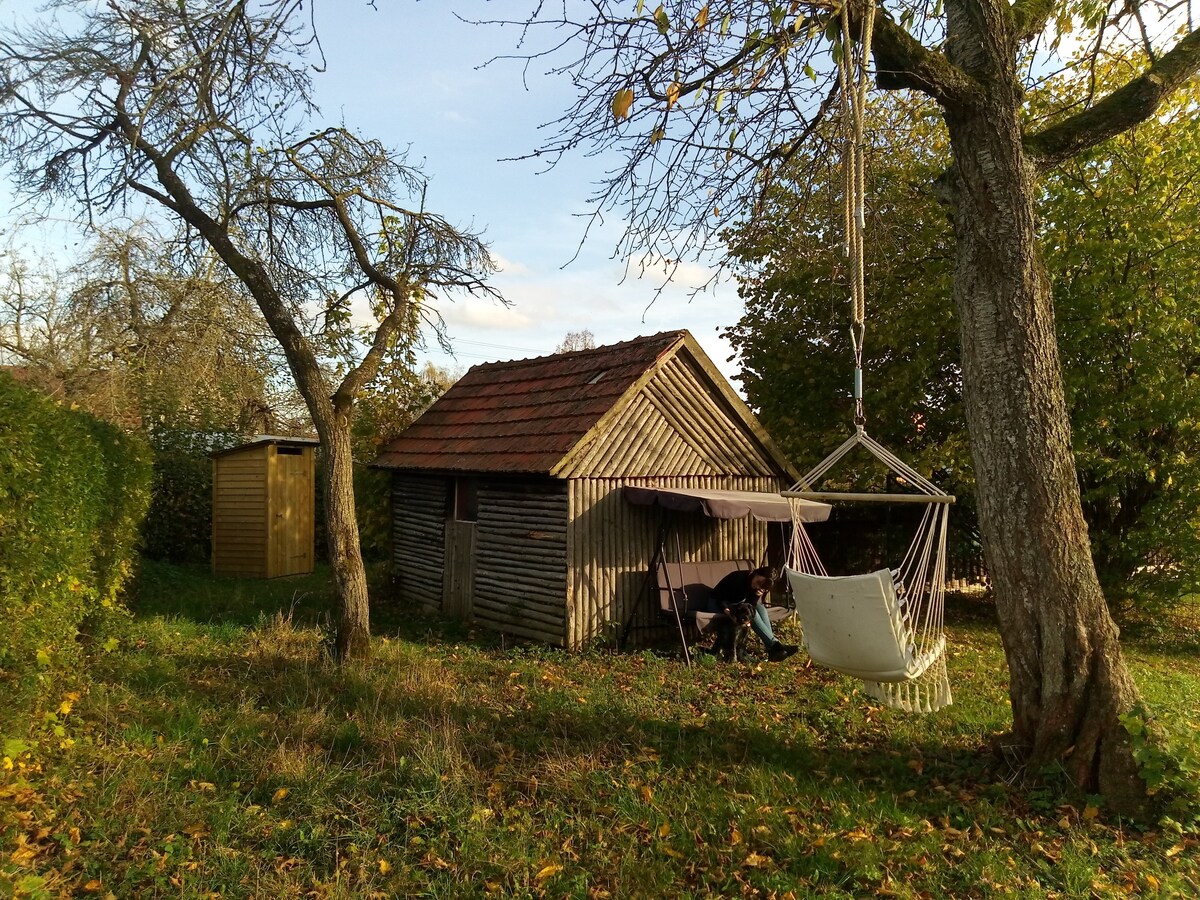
[0,372,152,703]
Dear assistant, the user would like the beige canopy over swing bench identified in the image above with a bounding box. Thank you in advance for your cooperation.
[780,0,955,713]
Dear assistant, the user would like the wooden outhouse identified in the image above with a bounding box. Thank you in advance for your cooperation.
[374,330,804,648]
[211,435,319,578]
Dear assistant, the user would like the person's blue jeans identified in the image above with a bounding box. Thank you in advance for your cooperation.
[749,601,778,649]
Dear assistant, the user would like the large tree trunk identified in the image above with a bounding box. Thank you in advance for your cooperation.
[313,407,371,661]
[940,0,1146,813]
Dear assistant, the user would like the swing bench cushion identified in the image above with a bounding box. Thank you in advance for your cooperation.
[784,567,944,683]
[657,561,793,632]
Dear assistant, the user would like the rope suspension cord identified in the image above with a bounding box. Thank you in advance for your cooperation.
[838,0,876,429]
[779,2,954,712]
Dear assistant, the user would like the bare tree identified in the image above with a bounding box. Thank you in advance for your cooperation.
[554,328,596,353]
[0,0,499,659]
[496,1,1200,812]
[0,229,295,430]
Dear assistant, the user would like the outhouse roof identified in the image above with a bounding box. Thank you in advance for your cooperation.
[210,434,320,458]
[374,330,798,481]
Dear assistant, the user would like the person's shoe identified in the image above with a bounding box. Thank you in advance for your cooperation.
[768,642,798,662]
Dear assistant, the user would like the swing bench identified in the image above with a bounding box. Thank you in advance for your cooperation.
[622,486,831,664]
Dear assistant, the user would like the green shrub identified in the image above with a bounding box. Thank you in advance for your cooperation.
[0,372,152,711]
[355,463,392,563]
[141,430,238,564]
[1121,702,1200,830]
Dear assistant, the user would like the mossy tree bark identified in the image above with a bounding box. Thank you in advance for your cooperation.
[938,62,1145,811]
[875,0,1173,811]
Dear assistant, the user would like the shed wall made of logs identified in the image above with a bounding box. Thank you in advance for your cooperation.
[391,474,447,612]
[473,480,569,645]
[566,474,783,648]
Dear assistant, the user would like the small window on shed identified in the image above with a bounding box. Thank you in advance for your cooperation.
[454,477,478,522]
[276,446,302,456]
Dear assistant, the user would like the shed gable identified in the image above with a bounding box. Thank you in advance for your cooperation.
[558,352,780,479]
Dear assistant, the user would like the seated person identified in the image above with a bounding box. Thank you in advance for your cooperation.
[709,566,798,662]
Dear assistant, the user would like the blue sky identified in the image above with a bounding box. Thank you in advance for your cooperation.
[306,1,745,382]
[0,0,746,385]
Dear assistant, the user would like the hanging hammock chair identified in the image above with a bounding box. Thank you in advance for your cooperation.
[784,430,954,713]
[780,0,954,713]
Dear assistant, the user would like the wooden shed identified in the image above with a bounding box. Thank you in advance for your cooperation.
[373,330,803,648]
[211,435,319,578]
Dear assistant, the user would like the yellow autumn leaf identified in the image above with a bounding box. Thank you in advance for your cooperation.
[666,81,681,109]
[379,859,392,874]
[650,128,665,144]
[272,787,289,804]
[535,863,563,883]
[82,880,103,893]
[658,822,671,838]
[611,87,634,121]
[654,4,670,34]
[696,4,709,29]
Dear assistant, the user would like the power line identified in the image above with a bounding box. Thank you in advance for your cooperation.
[452,338,545,354]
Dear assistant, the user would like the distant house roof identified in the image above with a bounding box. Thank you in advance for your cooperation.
[374,330,798,480]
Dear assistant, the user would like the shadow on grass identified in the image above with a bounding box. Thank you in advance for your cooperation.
[96,615,1009,827]
[129,558,340,629]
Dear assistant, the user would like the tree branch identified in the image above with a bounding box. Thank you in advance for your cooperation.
[1010,0,1058,44]
[870,10,983,109]
[1025,27,1200,170]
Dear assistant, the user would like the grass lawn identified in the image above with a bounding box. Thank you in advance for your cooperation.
[2,561,1198,898]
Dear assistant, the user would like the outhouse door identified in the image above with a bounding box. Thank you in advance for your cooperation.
[269,445,314,577]
[443,477,477,618]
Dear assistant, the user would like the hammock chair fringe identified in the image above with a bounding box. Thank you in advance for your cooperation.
[863,656,953,713]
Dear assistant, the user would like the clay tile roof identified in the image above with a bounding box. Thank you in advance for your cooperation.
[373,331,687,474]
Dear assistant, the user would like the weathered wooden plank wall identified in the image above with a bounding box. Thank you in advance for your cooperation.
[567,474,781,648]
[442,519,476,618]
[474,481,569,645]
[212,448,268,577]
[564,355,777,479]
[391,474,447,612]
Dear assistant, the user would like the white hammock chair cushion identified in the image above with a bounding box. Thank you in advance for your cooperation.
[785,567,945,683]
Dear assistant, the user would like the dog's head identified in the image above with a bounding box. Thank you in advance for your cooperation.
[726,601,754,628]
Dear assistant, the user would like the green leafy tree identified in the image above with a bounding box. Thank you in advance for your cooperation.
[0,1,499,659]
[503,0,1200,811]
[728,70,1200,618]
[1043,65,1200,616]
